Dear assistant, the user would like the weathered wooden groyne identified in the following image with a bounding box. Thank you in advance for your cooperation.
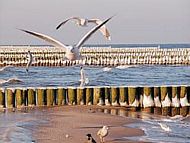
[1,46,190,66]
[0,86,189,116]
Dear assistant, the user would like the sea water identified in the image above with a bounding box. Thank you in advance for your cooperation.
[0,65,190,88]
[126,114,190,143]
[0,109,49,143]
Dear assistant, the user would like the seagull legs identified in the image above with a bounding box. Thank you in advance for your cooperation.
[100,136,104,143]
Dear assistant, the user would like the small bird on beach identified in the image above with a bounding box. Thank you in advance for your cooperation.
[56,17,111,41]
[158,122,171,132]
[97,126,109,143]
[19,16,113,61]
[26,50,33,72]
[86,134,96,143]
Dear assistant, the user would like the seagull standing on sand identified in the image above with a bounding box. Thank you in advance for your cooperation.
[97,126,109,143]
[56,17,111,40]
[86,134,96,143]
[19,16,113,61]
[26,50,33,72]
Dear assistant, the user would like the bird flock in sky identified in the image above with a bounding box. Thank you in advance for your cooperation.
[19,16,113,87]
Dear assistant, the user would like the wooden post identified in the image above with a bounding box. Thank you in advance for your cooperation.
[142,87,154,113]
[111,87,119,106]
[171,86,180,116]
[6,88,15,108]
[77,87,86,105]
[187,86,190,115]
[27,88,36,107]
[36,87,46,106]
[128,86,139,111]
[86,87,93,105]
[0,88,5,108]
[119,86,128,106]
[46,88,56,106]
[154,87,161,115]
[68,87,77,105]
[15,88,25,108]
[161,86,171,116]
[22,88,27,106]
[180,86,189,116]
[93,87,104,106]
[57,87,67,105]
[105,86,111,106]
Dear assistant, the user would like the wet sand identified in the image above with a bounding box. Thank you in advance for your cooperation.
[32,106,144,143]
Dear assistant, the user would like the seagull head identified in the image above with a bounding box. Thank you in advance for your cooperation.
[65,45,80,61]
[66,45,75,53]
[103,126,109,130]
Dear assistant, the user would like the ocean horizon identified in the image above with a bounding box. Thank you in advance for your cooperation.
[1,43,190,48]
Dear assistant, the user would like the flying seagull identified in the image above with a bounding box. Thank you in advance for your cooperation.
[26,50,33,72]
[56,17,111,40]
[19,16,113,61]
[97,126,109,143]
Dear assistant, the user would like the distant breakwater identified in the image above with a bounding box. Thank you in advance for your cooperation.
[0,86,190,117]
[1,46,190,66]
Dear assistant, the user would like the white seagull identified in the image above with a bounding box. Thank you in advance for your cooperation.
[19,16,112,61]
[26,50,33,72]
[56,17,111,40]
[80,66,89,86]
[97,126,109,143]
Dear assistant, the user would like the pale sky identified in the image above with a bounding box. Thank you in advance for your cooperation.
[0,0,190,45]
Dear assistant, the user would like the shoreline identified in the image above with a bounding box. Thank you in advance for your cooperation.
[31,106,145,143]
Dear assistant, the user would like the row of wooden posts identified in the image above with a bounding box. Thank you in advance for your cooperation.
[0,86,189,116]
[1,46,190,66]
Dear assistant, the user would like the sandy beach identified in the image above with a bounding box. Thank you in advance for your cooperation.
[31,106,144,143]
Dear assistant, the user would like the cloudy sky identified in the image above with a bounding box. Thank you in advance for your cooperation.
[0,0,190,45]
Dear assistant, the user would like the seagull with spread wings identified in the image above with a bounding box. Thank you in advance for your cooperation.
[19,16,113,61]
[56,17,111,40]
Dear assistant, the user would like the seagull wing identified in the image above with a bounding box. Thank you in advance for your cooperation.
[19,29,67,49]
[76,16,113,48]
[56,18,71,30]
[56,17,82,30]
[88,19,111,40]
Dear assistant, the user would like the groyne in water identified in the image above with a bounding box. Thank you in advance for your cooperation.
[1,46,190,66]
[0,86,189,116]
